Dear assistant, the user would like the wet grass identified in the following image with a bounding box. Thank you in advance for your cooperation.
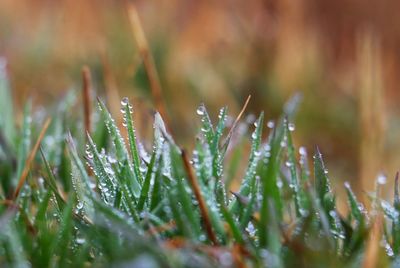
[0,70,397,267]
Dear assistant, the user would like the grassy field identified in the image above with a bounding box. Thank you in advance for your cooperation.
[0,63,398,267]
[1,2,400,267]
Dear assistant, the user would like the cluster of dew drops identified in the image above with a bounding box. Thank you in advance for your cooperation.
[120,97,133,128]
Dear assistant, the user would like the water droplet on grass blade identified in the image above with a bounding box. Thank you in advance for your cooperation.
[76,202,84,210]
[121,97,129,106]
[196,105,205,115]
[299,146,307,156]
[76,237,86,245]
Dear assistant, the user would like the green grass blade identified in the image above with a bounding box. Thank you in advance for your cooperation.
[314,147,333,206]
[344,181,364,225]
[98,99,129,161]
[0,60,15,147]
[259,120,284,247]
[122,97,144,184]
[197,103,215,146]
[97,99,140,193]
[284,117,302,218]
[211,106,227,154]
[85,134,118,204]
[137,151,156,211]
[230,112,264,213]
[220,204,244,244]
[40,147,65,210]
[15,102,32,185]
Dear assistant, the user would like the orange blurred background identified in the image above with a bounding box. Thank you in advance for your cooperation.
[1,0,400,197]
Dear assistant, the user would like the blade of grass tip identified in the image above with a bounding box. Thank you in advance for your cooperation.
[97,98,129,162]
[313,146,341,237]
[13,118,51,199]
[221,95,251,156]
[314,146,333,205]
[211,106,227,154]
[97,98,141,195]
[82,65,92,135]
[122,97,143,183]
[126,1,171,132]
[182,149,218,245]
[344,181,364,225]
[197,103,215,146]
[230,112,263,214]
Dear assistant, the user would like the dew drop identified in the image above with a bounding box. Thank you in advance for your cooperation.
[76,202,84,210]
[121,97,129,106]
[299,146,307,156]
[196,106,205,116]
[76,237,86,245]
[285,161,293,167]
[267,120,275,129]
[86,151,93,159]
[288,123,295,131]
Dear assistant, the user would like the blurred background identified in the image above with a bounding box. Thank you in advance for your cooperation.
[0,0,399,198]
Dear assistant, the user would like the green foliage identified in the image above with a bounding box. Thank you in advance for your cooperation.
[0,78,397,267]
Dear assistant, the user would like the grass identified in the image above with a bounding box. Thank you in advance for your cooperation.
[0,71,397,267]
